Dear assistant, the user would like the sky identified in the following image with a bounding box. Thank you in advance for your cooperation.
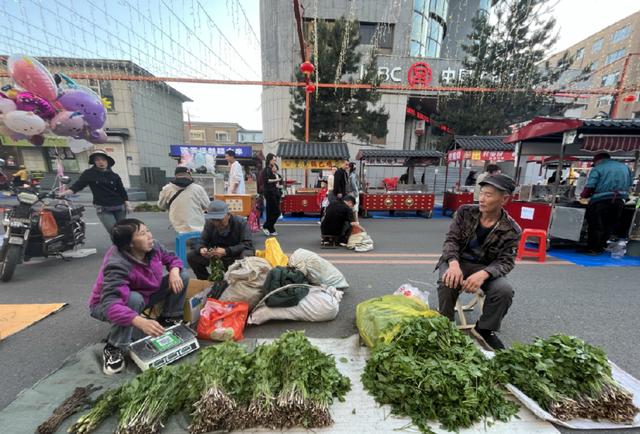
[1,0,639,133]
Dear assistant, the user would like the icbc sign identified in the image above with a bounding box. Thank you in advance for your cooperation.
[407,62,433,87]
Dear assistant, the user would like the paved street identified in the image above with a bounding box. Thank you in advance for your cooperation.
[0,208,639,433]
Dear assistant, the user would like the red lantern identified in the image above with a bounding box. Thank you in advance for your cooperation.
[623,94,637,103]
[305,83,316,93]
[300,61,315,75]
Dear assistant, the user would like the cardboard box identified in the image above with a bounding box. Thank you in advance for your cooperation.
[183,279,212,325]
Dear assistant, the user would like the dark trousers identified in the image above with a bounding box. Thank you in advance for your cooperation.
[263,191,281,233]
[437,261,513,331]
[187,248,252,280]
[90,270,189,350]
[321,221,352,243]
[586,198,624,251]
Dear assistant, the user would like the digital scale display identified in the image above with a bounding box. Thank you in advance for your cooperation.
[150,332,182,352]
[129,324,199,371]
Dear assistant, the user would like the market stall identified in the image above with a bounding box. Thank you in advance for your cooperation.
[443,136,514,215]
[277,141,350,215]
[504,117,640,246]
[356,149,442,218]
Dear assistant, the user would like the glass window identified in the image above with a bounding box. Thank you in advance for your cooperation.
[601,71,620,87]
[605,48,625,66]
[596,95,612,107]
[588,61,599,72]
[592,38,603,53]
[215,131,230,142]
[410,0,446,58]
[87,79,115,112]
[575,47,584,61]
[410,40,422,57]
[612,25,631,43]
[189,130,205,141]
[479,0,491,11]
[414,0,426,12]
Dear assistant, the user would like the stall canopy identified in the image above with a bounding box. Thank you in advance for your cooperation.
[448,136,513,161]
[355,149,442,166]
[277,141,349,169]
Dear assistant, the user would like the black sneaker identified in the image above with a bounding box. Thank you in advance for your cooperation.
[475,325,505,350]
[158,317,183,328]
[102,343,125,375]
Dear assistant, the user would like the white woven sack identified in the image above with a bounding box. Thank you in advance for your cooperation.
[288,248,349,289]
[220,256,272,308]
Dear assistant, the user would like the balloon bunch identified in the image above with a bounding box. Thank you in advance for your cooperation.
[0,54,108,145]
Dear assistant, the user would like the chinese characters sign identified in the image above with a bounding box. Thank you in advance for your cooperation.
[447,149,514,162]
[169,145,252,158]
[280,159,342,169]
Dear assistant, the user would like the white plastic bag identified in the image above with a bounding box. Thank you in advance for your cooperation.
[394,283,430,306]
[347,231,374,252]
[220,257,272,308]
[248,284,343,325]
[288,248,349,289]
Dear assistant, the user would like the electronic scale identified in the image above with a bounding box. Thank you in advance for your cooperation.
[129,324,199,370]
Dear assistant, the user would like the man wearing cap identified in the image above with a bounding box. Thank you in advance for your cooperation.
[187,200,255,279]
[225,150,245,194]
[436,174,521,350]
[580,153,633,254]
[64,149,129,234]
[158,166,210,233]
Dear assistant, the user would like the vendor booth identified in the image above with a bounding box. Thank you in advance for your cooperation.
[443,136,514,215]
[276,141,350,215]
[356,149,442,218]
[504,117,640,246]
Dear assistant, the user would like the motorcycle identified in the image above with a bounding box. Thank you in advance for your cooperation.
[0,177,86,282]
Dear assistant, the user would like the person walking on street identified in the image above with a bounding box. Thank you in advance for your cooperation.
[348,162,360,215]
[261,153,282,236]
[580,153,633,254]
[63,149,129,234]
[225,150,245,194]
[437,174,521,350]
[187,200,255,279]
[332,159,349,203]
[157,166,210,233]
[474,164,501,201]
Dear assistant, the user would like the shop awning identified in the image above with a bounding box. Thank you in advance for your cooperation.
[355,149,442,159]
[453,136,512,151]
[504,117,583,143]
[277,141,349,160]
[1,134,69,148]
[582,135,640,152]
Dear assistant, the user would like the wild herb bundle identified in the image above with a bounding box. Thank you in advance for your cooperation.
[492,334,639,423]
[362,316,519,433]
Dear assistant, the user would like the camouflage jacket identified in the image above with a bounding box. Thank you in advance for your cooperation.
[438,205,522,278]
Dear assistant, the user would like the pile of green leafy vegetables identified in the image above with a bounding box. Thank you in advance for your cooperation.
[68,331,350,434]
[362,316,519,433]
[492,334,639,423]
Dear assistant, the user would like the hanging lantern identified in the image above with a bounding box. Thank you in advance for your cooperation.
[300,61,315,76]
[305,83,316,93]
[623,94,637,103]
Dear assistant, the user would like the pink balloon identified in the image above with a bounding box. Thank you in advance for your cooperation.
[7,55,58,102]
[87,128,108,144]
[0,95,17,114]
[3,110,47,136]
[15,91,56,120]
[50,110,85,137]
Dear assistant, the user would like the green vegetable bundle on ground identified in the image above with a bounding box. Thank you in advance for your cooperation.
[68,331,350,434]
[362,316,519,433]
[492,334,639,423]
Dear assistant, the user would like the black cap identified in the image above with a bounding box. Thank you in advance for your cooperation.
[175,166,191,175]
[479,174,516,194]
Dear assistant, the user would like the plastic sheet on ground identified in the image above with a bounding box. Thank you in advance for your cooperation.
[0,335,558,434]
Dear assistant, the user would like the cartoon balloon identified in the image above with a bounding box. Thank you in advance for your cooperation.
[58,88,106,130]
[86,128,107,144]
[30,134,45,146]
[15,92,56,120]
[7,55,58,102]
[3,110,47,136]
[50,110,85,137]
[0,95,17,114]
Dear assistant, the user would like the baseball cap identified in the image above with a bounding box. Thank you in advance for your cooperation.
[175,166,191,175]
[479,174,516,194]
[204,200,229,220]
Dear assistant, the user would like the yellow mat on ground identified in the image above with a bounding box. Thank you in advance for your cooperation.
[0,303,67,340]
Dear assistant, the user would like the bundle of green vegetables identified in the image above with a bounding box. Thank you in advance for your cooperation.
[492,334,639,423]
[362,316,519,433]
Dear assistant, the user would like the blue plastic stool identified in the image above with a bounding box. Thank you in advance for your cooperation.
[175,231,201,266]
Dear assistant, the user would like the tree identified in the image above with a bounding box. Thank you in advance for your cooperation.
[289,18,389,142]
[435,0,571,135]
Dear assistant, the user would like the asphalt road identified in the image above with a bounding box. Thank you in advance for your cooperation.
[0,207,639,434]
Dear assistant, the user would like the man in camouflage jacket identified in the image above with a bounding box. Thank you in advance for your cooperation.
[436,174,521,350]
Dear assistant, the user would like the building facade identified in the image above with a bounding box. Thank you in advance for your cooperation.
[260,0,490,157]
[0,57,190,188]
[548,10,640,119]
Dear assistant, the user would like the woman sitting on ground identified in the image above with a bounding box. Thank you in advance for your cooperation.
[89,218,189,375]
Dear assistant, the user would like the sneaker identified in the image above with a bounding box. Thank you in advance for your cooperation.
[262,228,271,236]
[103,343,125,375]
[270,231,278,236]
[475,325,505,350]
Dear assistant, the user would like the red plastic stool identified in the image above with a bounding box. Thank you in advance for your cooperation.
[517,229,547,262]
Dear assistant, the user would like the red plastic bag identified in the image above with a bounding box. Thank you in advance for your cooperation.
[196,298,249,342]
[39,210,58,238]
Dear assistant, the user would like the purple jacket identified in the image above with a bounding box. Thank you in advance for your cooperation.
[89,242,183,326]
